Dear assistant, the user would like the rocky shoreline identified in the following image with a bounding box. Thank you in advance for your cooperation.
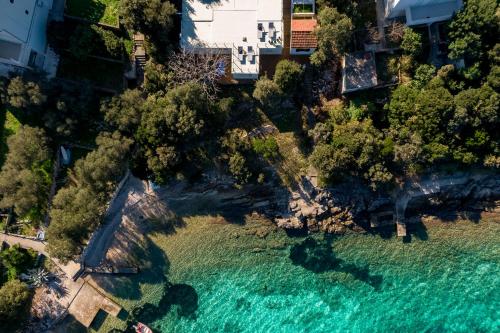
[156,170,500,235]
[275,171,500,234]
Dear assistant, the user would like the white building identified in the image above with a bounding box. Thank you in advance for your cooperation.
[0,0,59,78]
[385,0,463,25]
[181,0,284,80]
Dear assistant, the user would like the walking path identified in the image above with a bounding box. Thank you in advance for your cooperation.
[83,174,147,267]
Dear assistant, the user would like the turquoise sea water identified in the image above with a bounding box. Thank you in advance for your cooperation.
[107,216,500,333]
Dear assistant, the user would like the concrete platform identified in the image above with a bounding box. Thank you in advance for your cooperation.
[67,282,122,327]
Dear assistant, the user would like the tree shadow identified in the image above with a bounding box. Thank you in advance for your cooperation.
[126,283,199,331]
[289,236,384,290]
[90,237,170,300]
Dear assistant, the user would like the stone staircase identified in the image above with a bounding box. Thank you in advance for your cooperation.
[133,33,147,85]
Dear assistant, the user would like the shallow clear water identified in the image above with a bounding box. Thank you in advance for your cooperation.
[124,215,499,333]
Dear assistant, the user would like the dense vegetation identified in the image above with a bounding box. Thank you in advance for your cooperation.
[0,0,496,270]
[47,132,131,261]
[0,126,52,223]
[308,0,499,186]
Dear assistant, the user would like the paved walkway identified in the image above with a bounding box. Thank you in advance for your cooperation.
[0,233,82,279]
[83,175,147,267]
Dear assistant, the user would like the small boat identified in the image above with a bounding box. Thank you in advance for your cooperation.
[133,322,153,333]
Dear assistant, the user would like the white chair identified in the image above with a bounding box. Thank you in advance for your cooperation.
[257,23,264,40]
[247,46,255,63]
[237,46,245,62]
[268,22,276,39]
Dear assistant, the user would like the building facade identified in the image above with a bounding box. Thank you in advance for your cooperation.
[0,0,58,78]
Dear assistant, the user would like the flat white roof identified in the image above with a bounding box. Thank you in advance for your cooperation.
[181,0,282,48]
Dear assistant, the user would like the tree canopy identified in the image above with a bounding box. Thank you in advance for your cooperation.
[311,6,353,66]
[0,279,31,328]
[0,126,51,220]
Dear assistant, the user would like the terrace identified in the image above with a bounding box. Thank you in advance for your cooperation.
[181,0,284,80]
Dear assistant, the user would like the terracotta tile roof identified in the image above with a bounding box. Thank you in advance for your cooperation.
[291,19,317,32]
[291,19,318,48]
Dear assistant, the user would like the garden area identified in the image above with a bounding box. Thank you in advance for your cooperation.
[66,0,120,26]
[58,53,125,91]
[0,244,38,331]
[48,19,129,91]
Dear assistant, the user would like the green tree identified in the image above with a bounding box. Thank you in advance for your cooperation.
[137,82,214,183]
[47,186,103,261]
[0,245,36,280]
[252,76,284,110]
[119,0,176,59]
[311,6,353,65]
[487,65,500,90]
[7,77,46,109]
[310,120,388,183]
[102,89,145,133]
[73,131,132,194]
[447,0,498,62]
[0,279,31,328]
[252,137,279,160]
[120,0,176,34]
[388,84,454,144]
[401,27,422,58]
[229,152,251,186]
[273,60,304,96]
[0,126,51,219]
[413,64,436,88]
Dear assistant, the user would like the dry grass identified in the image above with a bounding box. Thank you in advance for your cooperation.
[273,132,309,189]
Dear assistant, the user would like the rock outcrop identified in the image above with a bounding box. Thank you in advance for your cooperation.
[273,171,500,234]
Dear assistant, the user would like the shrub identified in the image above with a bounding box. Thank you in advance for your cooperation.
[401,27,422,58]
[0,279,31,328]
[252,137,279,159]
[273,60,303,95]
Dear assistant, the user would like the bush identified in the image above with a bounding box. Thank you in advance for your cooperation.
[273,60,304,95]
[0,245,37,280]
[252,137,279,159]
[69,24,124,60]
[229,152,251,186]
[253,77,284,111]
[401,27,422,58]
[0,279,31,328]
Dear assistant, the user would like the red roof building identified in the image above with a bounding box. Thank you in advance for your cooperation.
[290,18,318,54]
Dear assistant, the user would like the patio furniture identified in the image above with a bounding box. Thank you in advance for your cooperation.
[257,23,264,39]
[237,46,245,62]
[268,22,276,39]
[247,46,255,63]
